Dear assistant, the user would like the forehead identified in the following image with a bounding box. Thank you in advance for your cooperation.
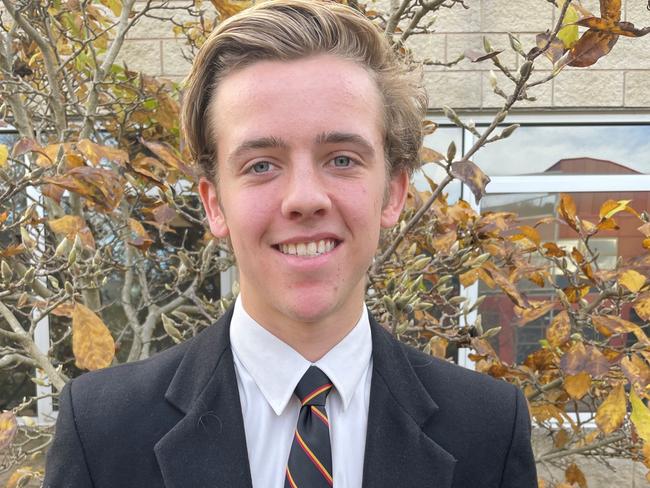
[208,55,385,155]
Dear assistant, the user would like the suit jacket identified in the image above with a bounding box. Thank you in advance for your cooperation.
[44,306,537,487]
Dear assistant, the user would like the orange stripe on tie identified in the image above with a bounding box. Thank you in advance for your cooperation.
[311,405,330,427]
[295,431,333,486]
[286,467,299,488]
[301,384,333,405]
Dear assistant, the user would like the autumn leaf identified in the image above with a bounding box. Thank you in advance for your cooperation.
[593,315,649,345]
[518,225,541,246]
[564,372,591,400]
[48,215,96,249]
[543,242,566,257]
[450,161,491,202]
[536,32,566,64]
[427,336,448,359]
[44,167,124,212]
[11,138,40,157]
[600,199,632,220]
[72,303,115,370]
[631,389,650,443]
[77,139,129,166]
[0,144,8,168]
[595,383,626,434]
[634,292,650,321]
[619,269,646,293]
[621,354,650,389]
[577,17,650,37]
[546,311,571,347]
[0,411,18,450]
[140,138,194,177]
[210,0,253,19]
[565,463,587,488]
[430,230,456,254]
[516,300,555,327]
[128,218,153,251]
[564,284,590,303]
[557,0,580,48]
[558,194,578,231]
[420,146,445,163]
[565,29,618,67]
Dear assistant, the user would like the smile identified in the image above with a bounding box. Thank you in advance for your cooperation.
[276,239,339,257]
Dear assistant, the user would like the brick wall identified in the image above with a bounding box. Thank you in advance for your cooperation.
[119,0,650,111]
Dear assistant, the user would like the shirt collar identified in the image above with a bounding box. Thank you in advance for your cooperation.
[229,296,372,415]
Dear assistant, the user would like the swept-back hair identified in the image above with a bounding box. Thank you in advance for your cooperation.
[181,0,428,180]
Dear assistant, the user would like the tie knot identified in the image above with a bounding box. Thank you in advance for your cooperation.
[295,366,332,406]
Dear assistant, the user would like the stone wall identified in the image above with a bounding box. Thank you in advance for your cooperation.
[120,0,650,111]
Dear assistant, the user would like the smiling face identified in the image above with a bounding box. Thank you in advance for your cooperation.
[199,54,408,342]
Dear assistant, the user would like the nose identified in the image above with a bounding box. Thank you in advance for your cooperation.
[280,162,332,220]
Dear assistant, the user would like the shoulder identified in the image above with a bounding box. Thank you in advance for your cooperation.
[65,336,195,429]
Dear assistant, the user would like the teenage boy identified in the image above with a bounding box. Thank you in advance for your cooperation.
[44,1,537,487]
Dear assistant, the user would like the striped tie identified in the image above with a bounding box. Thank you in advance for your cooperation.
[285,366,334,488]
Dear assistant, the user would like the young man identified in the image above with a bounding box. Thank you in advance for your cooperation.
[45,1,537,487]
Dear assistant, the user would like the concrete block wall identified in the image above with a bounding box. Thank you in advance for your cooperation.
[119,0,650,111]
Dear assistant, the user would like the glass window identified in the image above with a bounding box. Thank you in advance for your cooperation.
[473,124,650,176]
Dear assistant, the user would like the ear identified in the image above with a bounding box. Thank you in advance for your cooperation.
[198,177,230,238]
[380,170,409,228]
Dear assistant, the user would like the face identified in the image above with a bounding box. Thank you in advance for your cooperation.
[199,54,408,331]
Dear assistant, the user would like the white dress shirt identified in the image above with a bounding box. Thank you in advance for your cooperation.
[229,297,373,488]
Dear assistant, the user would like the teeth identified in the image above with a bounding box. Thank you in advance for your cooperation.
[279,239,337,257]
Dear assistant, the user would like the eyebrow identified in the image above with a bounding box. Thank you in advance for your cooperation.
[315,131,376,157]
[227,136,289,164]
[227,131,376,165]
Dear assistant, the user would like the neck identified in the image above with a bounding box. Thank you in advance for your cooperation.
[239,293,364,362]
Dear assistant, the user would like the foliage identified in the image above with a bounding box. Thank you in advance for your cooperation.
[0,0,649,486]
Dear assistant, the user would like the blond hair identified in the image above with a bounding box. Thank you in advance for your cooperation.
[181,0,427,180]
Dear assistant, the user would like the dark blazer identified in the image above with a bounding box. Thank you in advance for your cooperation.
[44,307,537,487]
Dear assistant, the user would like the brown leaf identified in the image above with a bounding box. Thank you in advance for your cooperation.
[558,194,578,231]
[565,372,591,400]
[601,0,622,21]
[72,303,115,370]
[554,428,570,448]
[547,311,571,347]
[565,463,587,488]
[430,230,457,255]
[44,167,124,212]
[77,139,129,166]
[619,269,646,293]
[420,146,445,163]
[595,383,626,434]
[578,18,650,37]
[11,138,40,157]
[516,301,555,327]
[564,284,590,303]
[543,242,566,257]
[36,143,83,168]
[536,32,567,64]
[48,215,95,250]
[634,292,650,321]
[450,161,490,202]
[519,225,541,246]
[0,411,18,450]
[140,139,194,177]
[621,354,650,389]
[427,336,448,359]
[128,218,153,251]
[459,269,479,287]
[593,315,649,345]
[566,29,618,67]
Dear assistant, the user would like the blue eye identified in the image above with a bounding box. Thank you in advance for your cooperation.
[251,161,271,173]
[333,156,352,167]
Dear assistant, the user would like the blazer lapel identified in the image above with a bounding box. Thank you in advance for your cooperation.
[154,306,253,488]
[362,317,457,488]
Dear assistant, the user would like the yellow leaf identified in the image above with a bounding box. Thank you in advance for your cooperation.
[0,144,8,168]
[546,311,571,347]
[72,303,115,370]
[48,215,85,235]
[564,372,591,400]
[620,269,646,293]
[565,462,587,488]
[636,293,650,321]
[210,0,253,18]
[631,389,650,443]
[77,139,128,166]
[595,383,626,434]
[6,467,39,488]
[0,411,18,450]
[558,1,580,48]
